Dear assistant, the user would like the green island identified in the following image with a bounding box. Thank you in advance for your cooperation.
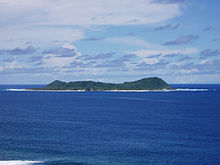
[30,77,172,91]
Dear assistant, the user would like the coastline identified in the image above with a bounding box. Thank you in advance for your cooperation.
[25,89,174,92]
[6,88,209,92]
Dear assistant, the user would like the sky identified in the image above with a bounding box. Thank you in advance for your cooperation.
[0,0,220,84]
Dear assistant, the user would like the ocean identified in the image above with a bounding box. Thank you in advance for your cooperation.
[0,84,219,165]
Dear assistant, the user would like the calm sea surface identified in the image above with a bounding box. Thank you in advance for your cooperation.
[0,84,220,165]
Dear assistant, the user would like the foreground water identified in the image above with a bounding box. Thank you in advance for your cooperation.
[0,84,220,165]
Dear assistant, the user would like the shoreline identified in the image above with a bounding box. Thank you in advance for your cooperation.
[6,88,209,92]
[25,89,174,92]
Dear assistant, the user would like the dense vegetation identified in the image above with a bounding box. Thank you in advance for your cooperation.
[33,77,171,90]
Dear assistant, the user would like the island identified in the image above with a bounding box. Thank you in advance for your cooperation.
[29,77,172,91]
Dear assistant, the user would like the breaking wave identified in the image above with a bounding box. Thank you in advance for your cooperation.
[0,160,42,165]
[5,89,26,91]
[175,88,208,91]
[5,88,210,92]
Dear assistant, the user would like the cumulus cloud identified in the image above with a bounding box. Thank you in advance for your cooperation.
[62,43,78,50]
[163,35,199,46]
[126,47,198,71]
[30,44,82,68]
[141,58,160,65]
[171,59,220,75]
[128,47,198,58]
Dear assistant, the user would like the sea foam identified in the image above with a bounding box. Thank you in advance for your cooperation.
[175,88,208,91]
[6,89,26,91]
[0,160,42,165]
[5,88,209,92]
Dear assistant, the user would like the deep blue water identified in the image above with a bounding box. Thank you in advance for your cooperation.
[0,84,220,165]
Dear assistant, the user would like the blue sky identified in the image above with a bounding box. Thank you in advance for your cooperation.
[0,0,220,84]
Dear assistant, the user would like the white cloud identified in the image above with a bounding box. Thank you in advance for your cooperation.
[41,44,82,68]
[179,69,199,74]
[42,55,74,68]
[62,43,77,50]
[0,65,3,71]
[107,37,199,60]
[129,47,198,58]
[125,46,198,69]
[141,58,160,64]
[181,47,198,55]
[0,0,183,49]
[4,58,29,70]
[105,37,162,49]
[0,0,182,26]
[200,59,211,64]
[0,26,84,49]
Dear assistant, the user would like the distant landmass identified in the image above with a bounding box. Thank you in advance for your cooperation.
[30,77,171,91]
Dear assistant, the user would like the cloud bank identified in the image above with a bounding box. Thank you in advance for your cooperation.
[0,0,182,26]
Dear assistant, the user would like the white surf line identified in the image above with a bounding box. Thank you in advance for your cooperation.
[5,89,26,91]
[0,160,42,165]
[5,88,209,92]
[175,88,208,91]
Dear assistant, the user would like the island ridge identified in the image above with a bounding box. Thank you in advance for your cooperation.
[30,77,171,91]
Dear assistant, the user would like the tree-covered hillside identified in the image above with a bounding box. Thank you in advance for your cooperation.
[32,77,171,90]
